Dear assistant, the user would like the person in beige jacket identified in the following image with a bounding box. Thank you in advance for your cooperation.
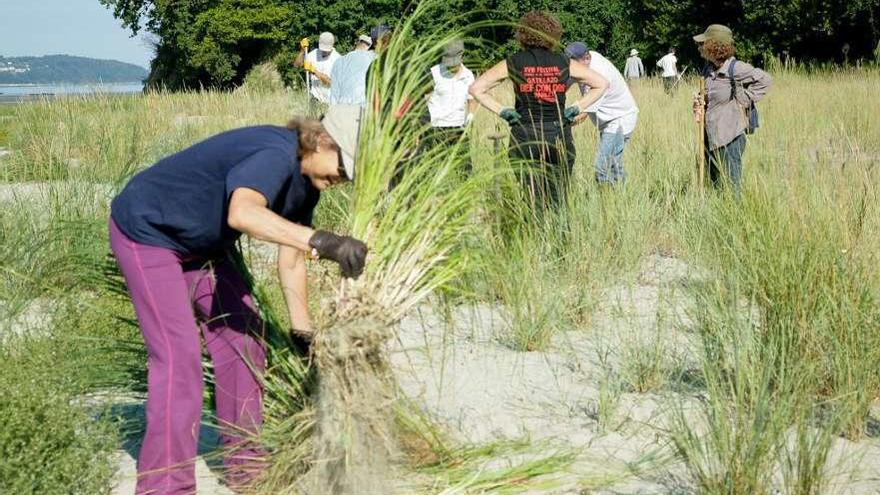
[693,24,772,195]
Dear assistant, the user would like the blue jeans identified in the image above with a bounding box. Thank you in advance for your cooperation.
[706,133,746,195]
[595,129,630,184]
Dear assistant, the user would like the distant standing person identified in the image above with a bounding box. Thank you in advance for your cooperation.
[692,24,772,195]
[469,11,608,208]
[623,49,645,82]
[294,32,341,105]
[657,47,678,94]
[329,34,375,107]
[566,42,639,185]
[426,40,477,143]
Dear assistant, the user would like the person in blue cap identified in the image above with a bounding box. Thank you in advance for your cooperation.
[565,41,639,185]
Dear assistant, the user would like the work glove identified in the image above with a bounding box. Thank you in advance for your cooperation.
[563,105,581,124]
[303,61,317,74]
[308,230,368,279]
[499,108,522,126]
[290,328,314,356]
[300,37,310,50]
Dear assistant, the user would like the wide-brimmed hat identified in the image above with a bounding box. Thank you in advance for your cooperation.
[693,24,733,44]
[442,40,464,68]
[322,105,362,180]
[630,49,639,56]
[318,32,335,51]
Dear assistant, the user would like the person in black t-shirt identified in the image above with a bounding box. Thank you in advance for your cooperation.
[108,106,367,494]
[470,11,609,210]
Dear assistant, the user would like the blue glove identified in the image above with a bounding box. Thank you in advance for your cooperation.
[563,105,581,123]
[499,108,522,126]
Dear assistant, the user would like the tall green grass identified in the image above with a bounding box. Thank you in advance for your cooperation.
[1,43,878,494]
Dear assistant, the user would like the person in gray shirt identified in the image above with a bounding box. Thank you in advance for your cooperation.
[693,24,772,195]
[623,49,645,81]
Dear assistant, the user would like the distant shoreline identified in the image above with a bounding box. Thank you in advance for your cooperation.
[0,82,144,87]
[0,82,144,104]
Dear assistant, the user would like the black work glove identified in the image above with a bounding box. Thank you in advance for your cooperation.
[290,328,314,356]
[308,230,368,279]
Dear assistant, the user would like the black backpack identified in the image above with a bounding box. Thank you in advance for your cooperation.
[729,58,760,134]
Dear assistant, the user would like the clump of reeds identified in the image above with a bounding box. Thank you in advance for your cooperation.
[298,8,490,493]
[310,314,396,493]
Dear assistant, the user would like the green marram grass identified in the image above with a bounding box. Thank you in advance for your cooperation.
[1,17,879,494]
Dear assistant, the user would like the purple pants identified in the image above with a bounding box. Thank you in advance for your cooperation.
[109,219,267,494]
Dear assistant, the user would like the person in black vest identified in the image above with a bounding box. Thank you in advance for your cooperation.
[470,11,609,209]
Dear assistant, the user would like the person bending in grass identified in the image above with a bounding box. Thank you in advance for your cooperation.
[469,10,609,210]
[565,42,639,186]
[692,24,772,195]
[109,105,367,495]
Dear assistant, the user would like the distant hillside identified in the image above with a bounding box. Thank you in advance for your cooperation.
[0,55,148,84]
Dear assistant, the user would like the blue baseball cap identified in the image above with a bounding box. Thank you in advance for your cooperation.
[370,24,391,47]
[564,41,590,59]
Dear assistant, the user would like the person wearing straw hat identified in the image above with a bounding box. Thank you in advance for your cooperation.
[330,34,376,107]
[109,105,366,495]
[623,49,645,81]
[566,42,639,185]
[294,31,341,105]
[469,10,609,209]
[692,24,772,195]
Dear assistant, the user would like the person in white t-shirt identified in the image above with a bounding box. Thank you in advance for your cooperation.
[422,40,477,171]
[294,32,341,105]
[427,40,477,129]
[656,47,678,94]
[565,42,639,184]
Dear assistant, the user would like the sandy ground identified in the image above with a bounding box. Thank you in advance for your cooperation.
[99,248,880,494]
[390,254,880,494]
[111,410,234,495]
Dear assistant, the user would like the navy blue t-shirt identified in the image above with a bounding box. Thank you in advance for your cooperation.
[111,125,320,255]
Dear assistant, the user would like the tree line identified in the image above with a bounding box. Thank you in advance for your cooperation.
[100,0,880,90]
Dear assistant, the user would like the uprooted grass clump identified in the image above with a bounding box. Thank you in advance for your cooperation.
[311,314,397,493]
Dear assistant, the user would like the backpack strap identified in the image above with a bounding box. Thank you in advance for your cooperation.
[728,58,737,101]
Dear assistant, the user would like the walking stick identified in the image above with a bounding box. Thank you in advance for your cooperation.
[672,66,689,90]
[695,77,706,191]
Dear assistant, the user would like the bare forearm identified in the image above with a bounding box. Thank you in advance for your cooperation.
[229,204,314,251]
[313,70,331,85]
[574,88,605,112]
[470,60,508,116]
[294,50,306,68]
[471,88,504,114]
[569,64,608,112]
[278,247,312,330]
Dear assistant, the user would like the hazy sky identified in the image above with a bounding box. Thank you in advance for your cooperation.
[0,0,153,68]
